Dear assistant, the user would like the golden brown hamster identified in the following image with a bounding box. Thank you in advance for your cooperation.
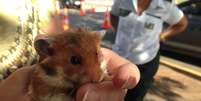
[28,28,106,101]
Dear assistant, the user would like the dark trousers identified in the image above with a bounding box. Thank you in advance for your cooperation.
[125,52,160,101]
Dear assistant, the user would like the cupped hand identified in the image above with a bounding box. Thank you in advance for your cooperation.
[76,65,139,101]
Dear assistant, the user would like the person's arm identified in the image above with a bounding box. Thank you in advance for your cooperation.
[101,48,140,89]
[110,13,119,33]
[160,2,188,41]
[110,0,121,32]
[160,15,188,41]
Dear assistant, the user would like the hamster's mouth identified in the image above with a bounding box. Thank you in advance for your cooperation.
[64,77,83,98]
[65,86,78,98]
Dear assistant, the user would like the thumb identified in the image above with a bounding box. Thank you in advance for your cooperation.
[113,65,140,89]
[112,66,130,89]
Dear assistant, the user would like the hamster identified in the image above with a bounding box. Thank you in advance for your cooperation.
[28,28,107,101]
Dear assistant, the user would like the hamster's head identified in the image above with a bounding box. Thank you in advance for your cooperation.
[34,28,104,87]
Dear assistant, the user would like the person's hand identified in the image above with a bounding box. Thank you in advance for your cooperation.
[0,47,140,101]
[0,67,133,101]
[0,67,33,101]
[76,48,140,101]
[0,63,138,101]
[76,65,138,101]
[160,32,168,42]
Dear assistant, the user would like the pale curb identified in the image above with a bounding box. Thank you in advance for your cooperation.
[160,56,201,79]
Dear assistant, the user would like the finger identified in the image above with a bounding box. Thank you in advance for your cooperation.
[112,66,130,88]
[1,66,34,93]
[113,65,140,89]
[76,81,127,101]
[0,67,34,101]
[125,66,140,89]
[81,90,89,101]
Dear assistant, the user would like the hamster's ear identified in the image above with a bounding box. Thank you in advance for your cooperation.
[34,38,54,58]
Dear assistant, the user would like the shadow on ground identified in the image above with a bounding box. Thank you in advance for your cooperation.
[148,77,187,101]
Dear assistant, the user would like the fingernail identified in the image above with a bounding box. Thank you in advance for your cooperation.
[82,90,89,101]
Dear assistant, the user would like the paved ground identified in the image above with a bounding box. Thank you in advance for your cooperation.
[145,65,201,101]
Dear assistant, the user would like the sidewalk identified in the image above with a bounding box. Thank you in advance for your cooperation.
[145,64,201,101]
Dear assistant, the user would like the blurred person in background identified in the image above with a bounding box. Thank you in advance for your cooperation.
[110,0,188,101]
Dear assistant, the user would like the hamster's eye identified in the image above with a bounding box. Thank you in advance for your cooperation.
[70,56,82,65]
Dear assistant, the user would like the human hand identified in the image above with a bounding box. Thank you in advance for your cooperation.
[76,65,138,101]
[160,33,168,42]
[0,64,137,101]
[0,47,140,101]
[0,67,130,101]
[0,67,33,101]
